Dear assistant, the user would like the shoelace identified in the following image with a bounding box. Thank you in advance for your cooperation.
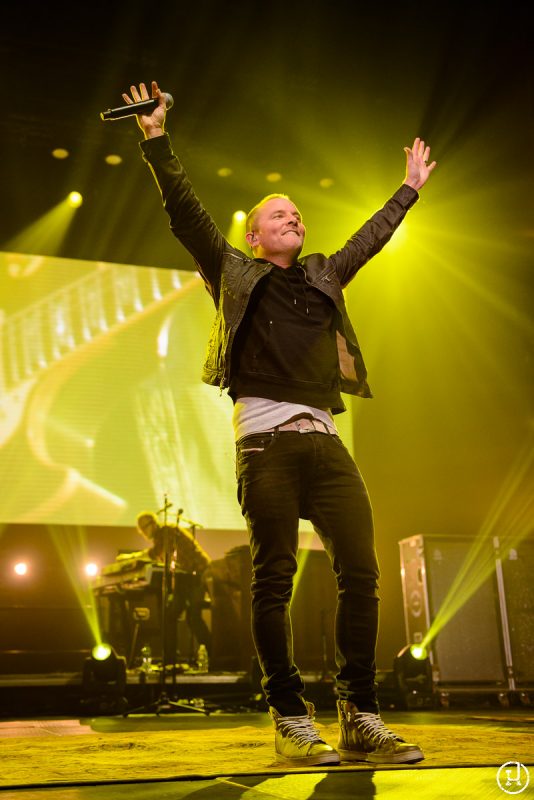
[278,714,324,747]
[354,713,404,745]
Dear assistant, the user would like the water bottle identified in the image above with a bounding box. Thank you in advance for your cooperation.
[197,644,209,673]
[140,644,152,671]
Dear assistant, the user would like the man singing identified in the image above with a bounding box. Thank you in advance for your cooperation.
[122,80,436,766]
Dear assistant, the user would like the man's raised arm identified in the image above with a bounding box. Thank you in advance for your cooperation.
[122,81,227,300]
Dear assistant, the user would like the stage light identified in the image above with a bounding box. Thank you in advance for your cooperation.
[104,154,122,165]
[82,644,127,714]
[266,172,282,183]
[84,562,99,578]
[393,644,433,709]
[67,191,83,208]
[92,643,112,661]
[226,208,247,249]
[14,562,29,576]
[410,644,428,661]
[217,166,233,177]
[51,148,69,159]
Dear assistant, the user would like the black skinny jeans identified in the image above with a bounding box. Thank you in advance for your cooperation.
[236,429,380,717]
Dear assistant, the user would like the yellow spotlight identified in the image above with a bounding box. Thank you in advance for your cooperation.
[14,562,28,576]
[67,191,83,208]
[84,562,99,578]
[266,172,282,183]
[5,195,83,255]
[410,644,428,661]
[104,154,122,166]
[319,177,334,188]
[47,524,106,651]
[217,167,233,177]
[51,148,69,159]
[92,643,112,661]
[227,208,247,249]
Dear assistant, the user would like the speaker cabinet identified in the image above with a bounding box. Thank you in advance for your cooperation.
[399,534,507,685]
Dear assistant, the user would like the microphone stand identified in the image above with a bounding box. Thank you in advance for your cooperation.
[169,505,185,699]
[158,495,177,711]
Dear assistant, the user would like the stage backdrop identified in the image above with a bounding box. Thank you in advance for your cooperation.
[0,251,353,530]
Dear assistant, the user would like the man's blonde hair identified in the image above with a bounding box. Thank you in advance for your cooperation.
[246,193,292,233]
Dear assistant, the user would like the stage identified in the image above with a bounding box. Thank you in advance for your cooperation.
[0,664,533,799]
[1,705,533,799]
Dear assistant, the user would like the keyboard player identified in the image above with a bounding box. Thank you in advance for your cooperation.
[134,511,213,662]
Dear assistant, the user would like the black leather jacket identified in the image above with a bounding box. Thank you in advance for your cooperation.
[141,134,418,402]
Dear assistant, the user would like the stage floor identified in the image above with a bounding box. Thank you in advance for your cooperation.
[1,708,533,799]
[1,767,529,800]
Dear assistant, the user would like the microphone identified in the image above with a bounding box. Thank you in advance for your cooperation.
[100,93,174,121]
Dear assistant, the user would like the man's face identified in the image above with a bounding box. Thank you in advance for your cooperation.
[246,197,306,265]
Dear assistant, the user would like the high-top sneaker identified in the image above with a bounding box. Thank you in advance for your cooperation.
[269,701,340,767]
[337,700,424,764]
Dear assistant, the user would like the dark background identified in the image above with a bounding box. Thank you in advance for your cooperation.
[2,1,532,268]
[1,0,533,668]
